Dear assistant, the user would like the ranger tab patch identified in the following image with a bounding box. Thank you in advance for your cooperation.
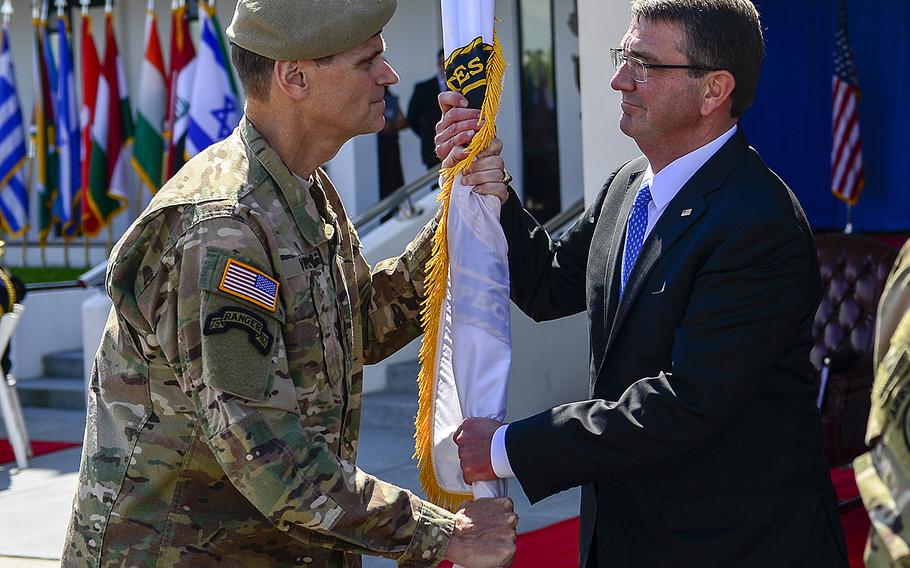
[219,258,280,312]
[203,307,274,355]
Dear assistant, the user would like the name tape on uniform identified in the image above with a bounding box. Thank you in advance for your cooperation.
[219,258,280,312]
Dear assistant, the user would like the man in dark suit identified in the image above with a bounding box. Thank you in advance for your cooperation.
[437,0,848,566]
[407,48,445,169]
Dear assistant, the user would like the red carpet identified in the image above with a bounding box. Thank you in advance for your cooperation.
[438,470,872,568]
[0,439,81,465]
[831,466,871,568]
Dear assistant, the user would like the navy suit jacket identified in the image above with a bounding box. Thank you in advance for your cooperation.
[500,130,848,567]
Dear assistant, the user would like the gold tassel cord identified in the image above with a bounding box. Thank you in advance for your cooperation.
[415,32,506,511]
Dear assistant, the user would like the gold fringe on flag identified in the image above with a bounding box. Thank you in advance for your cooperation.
[415,32,506,511]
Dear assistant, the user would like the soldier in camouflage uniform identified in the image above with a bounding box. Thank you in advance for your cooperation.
[62,1,517,566]
[856,241,910,566]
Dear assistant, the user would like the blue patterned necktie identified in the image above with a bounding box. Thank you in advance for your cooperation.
[621,183,653,295]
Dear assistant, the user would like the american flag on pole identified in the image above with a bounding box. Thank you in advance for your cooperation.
[831,0,864,205]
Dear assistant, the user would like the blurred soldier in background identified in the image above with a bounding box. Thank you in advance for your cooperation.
[856,241,910,567]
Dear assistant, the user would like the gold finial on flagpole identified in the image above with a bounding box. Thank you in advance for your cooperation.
[1,0,13,27]
[80,0,89,16]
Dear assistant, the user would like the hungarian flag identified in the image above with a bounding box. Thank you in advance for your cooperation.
[79,10,102,235]
[85,11,133,236]
[416,0,510,509]
[31,13,57,245]
[54,12,81,238]
[133,3,167,194]
[164,2,196,179]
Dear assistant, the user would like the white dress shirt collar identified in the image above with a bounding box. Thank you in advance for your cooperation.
[640,124,739,212]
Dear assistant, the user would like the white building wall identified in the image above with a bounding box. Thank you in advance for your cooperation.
[577,0,638,206]
[553,0,583,210]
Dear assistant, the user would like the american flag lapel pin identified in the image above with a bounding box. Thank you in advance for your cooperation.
[681,209,693,217]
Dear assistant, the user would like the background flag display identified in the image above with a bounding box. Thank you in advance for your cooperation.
[185,1,239,157]
[79,9,102,235]
[53,11,81,237]
[85,11,132,235]
[133,2,166,194]
[831,0,864,205]
[416,0,510,509]
[32,12,57,245]
[165,1,196,179]
[0,25,29,237]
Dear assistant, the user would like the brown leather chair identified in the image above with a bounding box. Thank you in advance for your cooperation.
[813,233,898,471]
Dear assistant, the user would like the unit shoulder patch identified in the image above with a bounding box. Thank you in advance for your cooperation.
[218,257,280,312]
[203,307,274,355]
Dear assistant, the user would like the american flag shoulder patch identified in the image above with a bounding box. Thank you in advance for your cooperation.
[218,258,280,312]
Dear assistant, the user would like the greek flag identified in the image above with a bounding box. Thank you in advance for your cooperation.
[0,26,28,237]
[185,3,239,157]
[54,14,80,236]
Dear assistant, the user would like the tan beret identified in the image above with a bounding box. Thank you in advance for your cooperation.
[226,0,397,61]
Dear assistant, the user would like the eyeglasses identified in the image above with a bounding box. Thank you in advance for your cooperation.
[610,48,721,83]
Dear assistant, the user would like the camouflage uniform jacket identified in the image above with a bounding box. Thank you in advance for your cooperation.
[856,242,910,566]
[62,118,454,567]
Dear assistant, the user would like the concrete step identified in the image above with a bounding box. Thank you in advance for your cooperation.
[41,349,84,380]
[360,391,418,430]
[14,376,85,410]
[385,360,420,394]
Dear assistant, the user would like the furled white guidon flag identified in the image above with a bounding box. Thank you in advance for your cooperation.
[416,0,510,508]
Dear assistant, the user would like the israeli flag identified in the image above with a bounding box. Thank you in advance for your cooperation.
[185,3,239,157]
[0,27,29,236]
[54,15,80,234]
